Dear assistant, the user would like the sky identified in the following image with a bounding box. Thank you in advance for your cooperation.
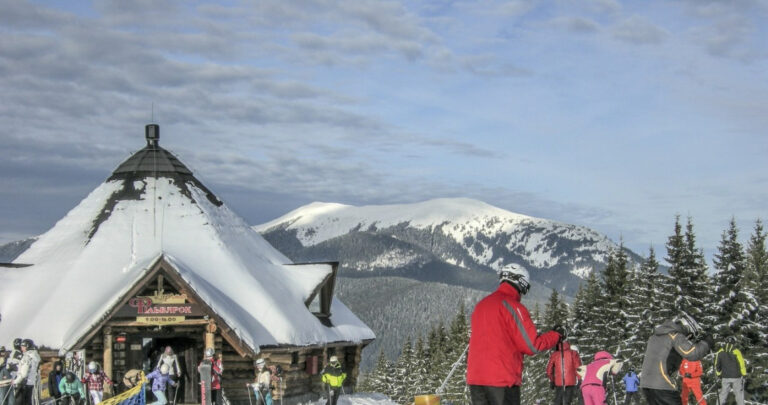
[1,0,767,262]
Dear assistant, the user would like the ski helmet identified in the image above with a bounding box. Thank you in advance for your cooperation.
[675,311,701,338]
[255,358,265,368]
[21,339,34,349]
[66,372,76,382]
[160,364,170,375]
[329,356,339,365]
[88,361,98,372]
[498,264,531,295]
[13,338,22,350]
[0,346,6,354]
[725,335,737,345]
[205,347,215,358]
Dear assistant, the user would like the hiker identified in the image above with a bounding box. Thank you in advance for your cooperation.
[247,358,272,405]
[321,356,346,405]
[622,366,640,405]
[639,312,712,405]
[146,364,177,405]
[156,347,181,405]
[48,361,66,400]
[467,264,563,405]
[13,339,41,405]
[546,341,581,405]
[83,361,114,405]
[577,351,622,405]
[715,337,746,405]
[58,372,86,405]
[679,360,705,405]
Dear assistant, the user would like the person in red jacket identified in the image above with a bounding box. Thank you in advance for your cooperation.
[547,341,582,405]
[679,359,705,405]
[467,264,563,405]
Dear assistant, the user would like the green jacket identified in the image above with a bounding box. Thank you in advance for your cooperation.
[321,365,347,388]
[715,343,746,378]
[58,379,86,398]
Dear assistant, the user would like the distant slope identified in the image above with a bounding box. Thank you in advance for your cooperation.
[257,198,643,296]
[0,238,36,262]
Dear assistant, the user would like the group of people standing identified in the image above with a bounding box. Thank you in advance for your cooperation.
[0,339,41,405]
[467,264,751,405]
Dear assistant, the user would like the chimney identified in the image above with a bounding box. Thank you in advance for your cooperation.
[146,124,160,148]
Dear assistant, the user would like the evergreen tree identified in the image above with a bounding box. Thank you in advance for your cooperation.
[666,216,711,327]
[569,271,606,358]
[543,290,569,330]
[392,338,415,403]
[359,351,394,394]
[411,336,430,397]
[601,244,631,358]
[743,219,768,400]
[626,246,664,366]
[712,218,748,337]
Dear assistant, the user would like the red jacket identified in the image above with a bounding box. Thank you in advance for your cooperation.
[467,282,561,386]
[546,341,582,387]
[679,359,703,380]
[199,358,223,390]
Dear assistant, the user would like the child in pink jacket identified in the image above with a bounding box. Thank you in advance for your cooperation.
[577,351,622,405]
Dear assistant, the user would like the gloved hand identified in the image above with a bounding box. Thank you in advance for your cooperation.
[553,325,567,339]
[550,381,555,390]
[701,334,715,349]
[685,373,692,378]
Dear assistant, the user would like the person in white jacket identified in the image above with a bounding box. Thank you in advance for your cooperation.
[156,347,182,405]
[12,340,40,405]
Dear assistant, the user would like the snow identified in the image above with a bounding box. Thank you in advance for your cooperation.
[0,177,374,352]
[255,198,619,272]
[301,393,396,405]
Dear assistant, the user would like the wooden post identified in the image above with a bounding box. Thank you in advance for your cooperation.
[103,327,113,392]
[205,321,217,352]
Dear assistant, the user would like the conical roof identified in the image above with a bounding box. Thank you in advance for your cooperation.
[0,124,374,352]
[112,146,192,176]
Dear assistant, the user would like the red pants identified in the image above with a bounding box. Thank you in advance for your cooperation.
[681,379,706,405]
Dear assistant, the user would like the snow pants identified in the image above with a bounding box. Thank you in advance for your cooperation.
[580,384,605,405]
[643,388,682,405]
[149,390,168,405]
[624,391,641,405]
[719,378,744,405]
[553,386,577,405]
[469,385,521,405]
[89,390,104,405]
[681,379,705,405]
[323,387,338,405]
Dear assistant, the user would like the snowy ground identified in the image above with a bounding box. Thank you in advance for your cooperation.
[300,393,396,405]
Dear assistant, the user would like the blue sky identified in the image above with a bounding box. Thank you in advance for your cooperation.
[1,0,766,261]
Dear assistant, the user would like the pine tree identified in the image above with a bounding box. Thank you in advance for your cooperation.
[392,338,415,403]
[712,218,748,337]
[441,306,470,403]
[569,271,606,358]
[601,244,631,359]
[666,216,711,327]
[359,351,394,394]
[626,246,663,367]
[543,290,569,330]
[743,219,768,400]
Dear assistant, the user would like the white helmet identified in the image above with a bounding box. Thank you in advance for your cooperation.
[675,311,702,338]
[160,364,170,375]
[205,348,215,358]
[255,358,265,368]
[329,355,339,365]
[88,361,98,372]
[498,264,531,295]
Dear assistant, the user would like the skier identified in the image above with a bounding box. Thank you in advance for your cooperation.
[679,360,705,405]
[1,347,14,405]
[82,361,113,405]
[467,264,563,405]
[48,361,65,401]
[639,312,713,405]
[155,347,181,405]
[247,359,272,405]
[546,341,581,405]
[197,348,222,405]
[57,372,85,405]
[7,339,22,405]
[621,366,640,405]
[321,356,346,405]
[12,339,41,405]
[146,364,177,405]
[577,351,622,405]
[714,336,746,405]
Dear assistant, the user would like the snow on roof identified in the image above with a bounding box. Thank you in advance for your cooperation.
[0,176,374,351]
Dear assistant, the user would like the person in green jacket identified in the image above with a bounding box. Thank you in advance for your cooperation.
[58,372,86,405]
[715,337,747,405]
[321,356,346,405]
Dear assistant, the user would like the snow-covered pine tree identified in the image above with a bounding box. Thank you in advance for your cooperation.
[712,218,748,338]
[411,336,431,397]
[625,246,662,368]
[666,216,712,328]
[358,351,394,394]
[392,338,416,403]
[743,219,768,400]
[601,244,632,358]
[521,295,551,404]
[543,290,569,331]
[441,303,470,403]
[426,323,449,396]
[569,271,607,358]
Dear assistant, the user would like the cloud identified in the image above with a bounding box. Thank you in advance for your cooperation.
[612,16,668,45]
[550,16,600,34]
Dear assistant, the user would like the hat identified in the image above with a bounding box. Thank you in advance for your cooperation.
[329,355,339,364]
[160,364,170,374]
[255,358,266,367]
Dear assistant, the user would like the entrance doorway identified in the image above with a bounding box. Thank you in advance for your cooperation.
[118,334,201,404]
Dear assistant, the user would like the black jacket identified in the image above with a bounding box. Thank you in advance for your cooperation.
[48,361,65,398]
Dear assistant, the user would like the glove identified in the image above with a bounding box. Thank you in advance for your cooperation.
[550,381,555,390]
[701,334,715,349]
[685,373,692,378]
[553,325,567,338]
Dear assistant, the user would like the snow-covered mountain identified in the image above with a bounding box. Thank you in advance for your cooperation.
[255,198,641,295]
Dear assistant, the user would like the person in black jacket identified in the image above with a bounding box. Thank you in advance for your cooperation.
[48,361,65,400]
[1,347,14,405]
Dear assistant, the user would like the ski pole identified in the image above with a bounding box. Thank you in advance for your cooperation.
[609,373,618,405]
[0,386,13,405]
[246,385,253,405]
